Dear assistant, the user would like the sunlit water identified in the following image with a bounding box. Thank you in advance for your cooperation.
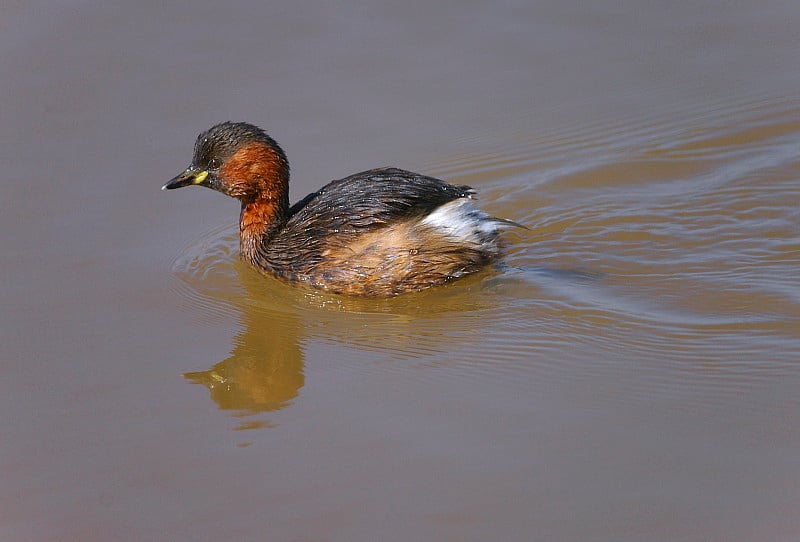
[171,93,798,418]
[162,92,800,540]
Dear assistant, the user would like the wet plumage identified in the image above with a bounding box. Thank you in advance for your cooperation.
[163,122,521,296]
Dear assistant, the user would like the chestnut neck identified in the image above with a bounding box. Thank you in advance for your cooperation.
[219,140,291,265]
[239,194,289,264]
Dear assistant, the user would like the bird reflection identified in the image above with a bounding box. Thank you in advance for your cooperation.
[182,317,303,414]
[183,267,305,428]
[180,257,514,431]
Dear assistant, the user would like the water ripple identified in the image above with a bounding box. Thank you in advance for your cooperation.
[167,92,800,416]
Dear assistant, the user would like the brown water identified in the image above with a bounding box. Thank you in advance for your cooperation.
[2,1,799,541]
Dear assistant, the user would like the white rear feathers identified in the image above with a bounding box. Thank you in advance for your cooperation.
[420,198,510,247]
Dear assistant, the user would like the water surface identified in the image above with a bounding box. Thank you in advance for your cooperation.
[2,1,799,541]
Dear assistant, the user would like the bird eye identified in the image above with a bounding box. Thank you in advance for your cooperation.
[208,158,221,169]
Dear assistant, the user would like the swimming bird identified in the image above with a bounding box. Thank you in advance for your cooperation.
[163,122,521,296]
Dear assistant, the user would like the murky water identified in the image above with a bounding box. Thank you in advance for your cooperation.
[2,1,799,541]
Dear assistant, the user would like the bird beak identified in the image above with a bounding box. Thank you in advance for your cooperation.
[162,167,209,190]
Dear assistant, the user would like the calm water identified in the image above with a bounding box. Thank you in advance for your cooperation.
[2,1,799,541]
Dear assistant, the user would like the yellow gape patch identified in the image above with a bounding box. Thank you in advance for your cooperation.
[192,170,208,184]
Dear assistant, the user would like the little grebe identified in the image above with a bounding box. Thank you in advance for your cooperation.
[163,122,521,297]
